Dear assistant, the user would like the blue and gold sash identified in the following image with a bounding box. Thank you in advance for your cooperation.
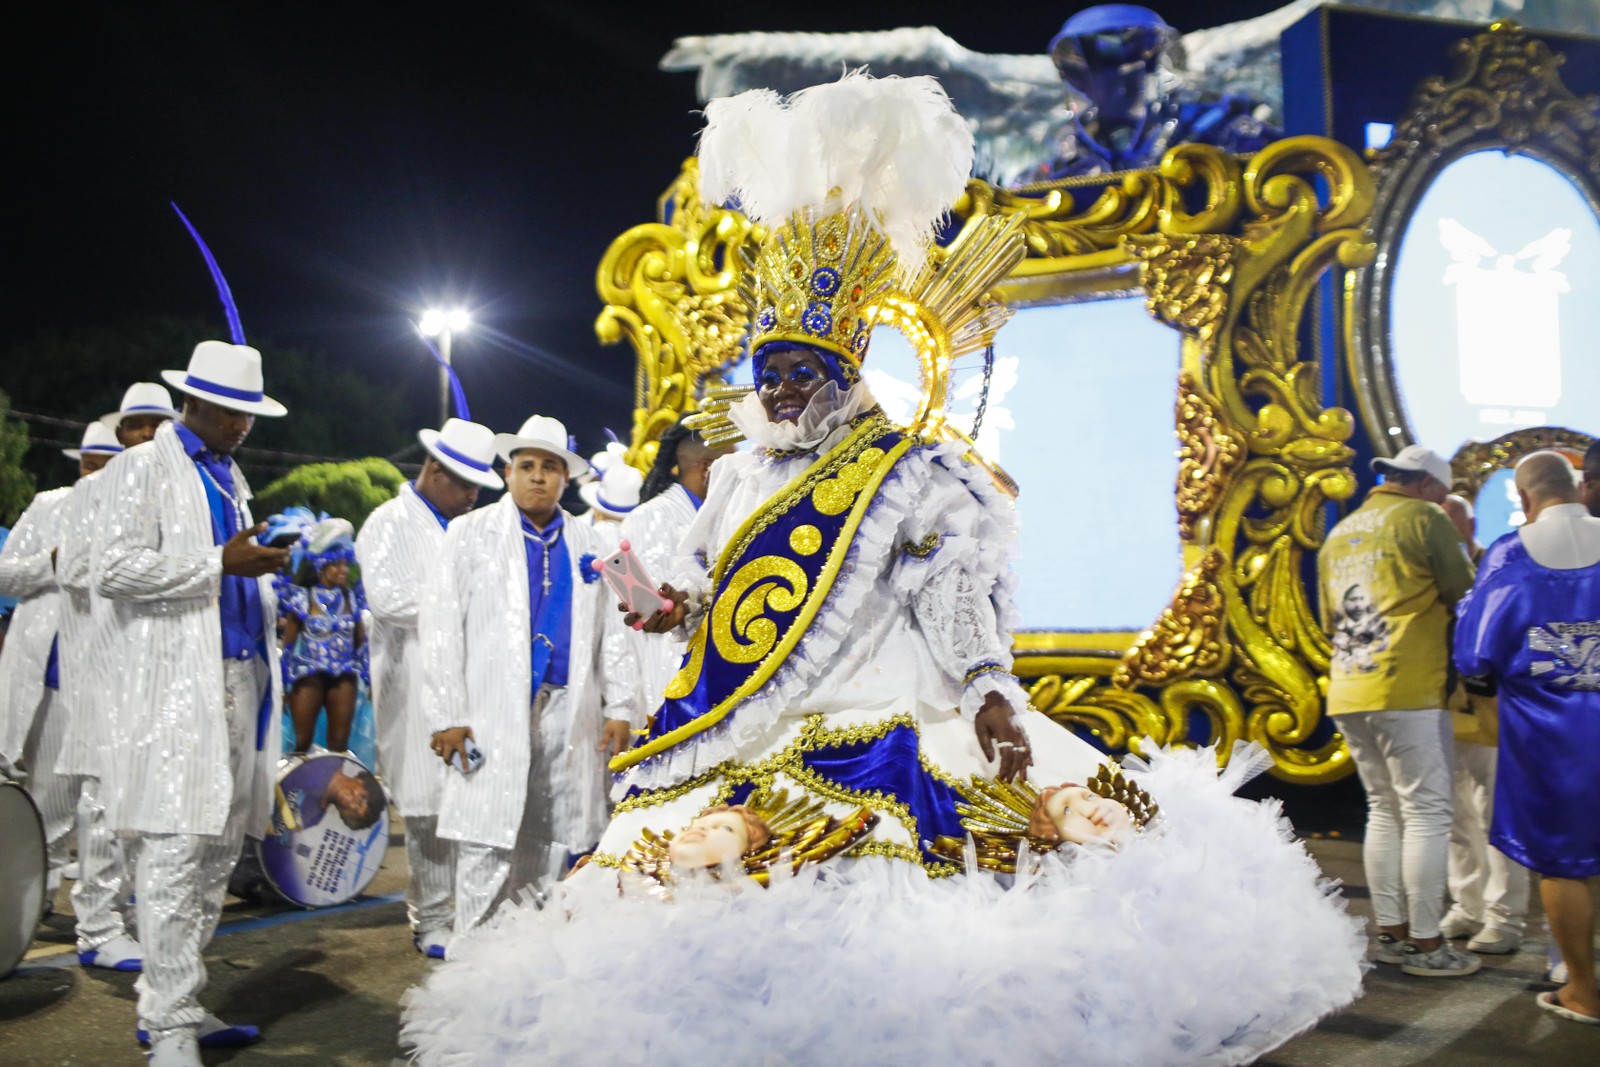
[611,413,912,772]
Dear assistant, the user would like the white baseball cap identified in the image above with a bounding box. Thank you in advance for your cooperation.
[63,419,123,461]
[579,462,643,518]
[103,381,180,426]
[1372,444,1453,489]
[161,340,287,417]
[493,415,586,476]
[418,418,503,489]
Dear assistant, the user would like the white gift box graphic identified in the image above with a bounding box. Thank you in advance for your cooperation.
[1440,219,1570,409]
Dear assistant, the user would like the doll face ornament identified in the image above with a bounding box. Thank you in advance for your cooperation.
[668,808,764,869]
[1030,785,1135,845]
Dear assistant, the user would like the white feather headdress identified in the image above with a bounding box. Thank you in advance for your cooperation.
[697,70,973,281]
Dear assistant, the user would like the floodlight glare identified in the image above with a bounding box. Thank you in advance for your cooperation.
[419,309,447,337]
[445,308,472,332]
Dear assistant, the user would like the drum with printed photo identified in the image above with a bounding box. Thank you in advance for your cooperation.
[257,752,390,909]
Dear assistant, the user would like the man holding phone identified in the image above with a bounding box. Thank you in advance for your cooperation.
[96,342,289,1067]
[422,414,632,942]
[356,417,502,958]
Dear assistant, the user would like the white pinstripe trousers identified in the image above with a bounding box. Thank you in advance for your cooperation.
[403,815,455,936]
[134,659,263,1038]
[21,689,75,875]
[71,775,137,952]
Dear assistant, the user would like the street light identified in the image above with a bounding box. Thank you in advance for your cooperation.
[419,307,471,428]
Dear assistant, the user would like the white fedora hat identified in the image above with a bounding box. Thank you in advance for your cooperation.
[493,415,586,476]
[161,340,287,417]
[579,462,643,518]
[102,381,180,425]
[63,418,124,461]
[419,418,503,489]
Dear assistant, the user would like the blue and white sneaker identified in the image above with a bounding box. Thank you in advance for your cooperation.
[415,930,449,959]
[79,935,143,972]
[137,1013,261,1047]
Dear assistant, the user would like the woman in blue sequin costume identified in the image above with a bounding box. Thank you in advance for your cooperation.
[279,517,368,752]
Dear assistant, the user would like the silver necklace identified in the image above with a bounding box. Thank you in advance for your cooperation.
[197,463,247,528]
[521,523,561,594]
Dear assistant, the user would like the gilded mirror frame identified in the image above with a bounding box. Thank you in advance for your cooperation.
[596,134,1376,783]
[1349,20,1600,461]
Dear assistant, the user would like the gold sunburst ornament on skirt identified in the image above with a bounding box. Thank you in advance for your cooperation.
[930,763,1160,874]
[620,787,879,890]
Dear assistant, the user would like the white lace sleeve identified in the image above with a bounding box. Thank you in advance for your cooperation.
[896,448,1030,722]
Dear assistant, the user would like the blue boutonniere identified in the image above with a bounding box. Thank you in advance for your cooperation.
[579,553,601,584]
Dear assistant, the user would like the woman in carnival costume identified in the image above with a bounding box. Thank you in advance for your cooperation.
[273,512,369,753]
[402,73,1366,1067]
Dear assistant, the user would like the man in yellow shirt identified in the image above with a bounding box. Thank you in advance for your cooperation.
[1319,445,1478,977]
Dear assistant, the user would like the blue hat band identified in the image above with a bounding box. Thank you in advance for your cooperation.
[433,439,493,473]
[122,405,172,414]
[596,493,635,514]
[184,374,263,404]
[82,444,124,454]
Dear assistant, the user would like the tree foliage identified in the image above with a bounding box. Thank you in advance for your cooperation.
[0,316,411,493]
[0,387,36,525]
[254,457,406,531]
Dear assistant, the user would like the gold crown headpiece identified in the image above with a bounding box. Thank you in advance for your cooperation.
[1086,763,1160,829]
[740,205,896,381]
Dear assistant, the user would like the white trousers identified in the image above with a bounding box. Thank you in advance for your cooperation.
[453,687,568,936]
[1447,742,1530,935]
[21,689,75,875]
[134,659,263,1038]
[404,814,456,936]
[1340,708,1454,939]
[71,775,137,952]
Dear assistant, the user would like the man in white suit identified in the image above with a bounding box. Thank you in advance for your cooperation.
[0,422,123,907]
[356,417,501,959]
[54,382,182,973]
[425,414,633,938]
[96,342,289,1067]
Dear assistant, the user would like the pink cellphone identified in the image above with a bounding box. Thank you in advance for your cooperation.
[591,541,674,628]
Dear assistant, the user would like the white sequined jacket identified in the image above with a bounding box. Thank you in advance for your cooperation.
[0,485,70,769]
[419,495,628,852]
[94,421,283,836]
[355,482,449,816]
[54,467,117,779]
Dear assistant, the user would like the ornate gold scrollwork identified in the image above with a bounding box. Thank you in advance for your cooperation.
[1451,427,1598,500]
[1172,372,1244,539]
[595,158,763,471]
[1117,549,1229,688]
[1026,137,1373,782]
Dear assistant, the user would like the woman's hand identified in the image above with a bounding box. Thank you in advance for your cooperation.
[621,583,690,634]
[974,693,1032,783]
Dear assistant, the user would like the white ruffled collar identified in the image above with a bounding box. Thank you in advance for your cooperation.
[726,380,879,456]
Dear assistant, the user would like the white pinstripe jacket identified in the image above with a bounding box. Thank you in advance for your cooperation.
[0,486,71,767]
[94,421,283,836]
[356,482,449,816]
[419,495,625,851]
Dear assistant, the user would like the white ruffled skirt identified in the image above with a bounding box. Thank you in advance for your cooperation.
[400,745,1367,1066]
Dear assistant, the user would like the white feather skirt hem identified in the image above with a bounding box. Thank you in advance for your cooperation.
[401,745,1366,1066]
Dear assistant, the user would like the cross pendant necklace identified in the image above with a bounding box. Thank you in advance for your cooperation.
[522,525,561,594]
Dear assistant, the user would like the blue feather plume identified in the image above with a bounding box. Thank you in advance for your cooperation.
[420,335,472,421]
[171,202,246,345]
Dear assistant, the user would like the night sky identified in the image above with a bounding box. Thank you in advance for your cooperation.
[8,1,1285,459]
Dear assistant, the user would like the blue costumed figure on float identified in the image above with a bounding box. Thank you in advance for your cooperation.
[402,71,1364,1067]
[1022,4,1278,183]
